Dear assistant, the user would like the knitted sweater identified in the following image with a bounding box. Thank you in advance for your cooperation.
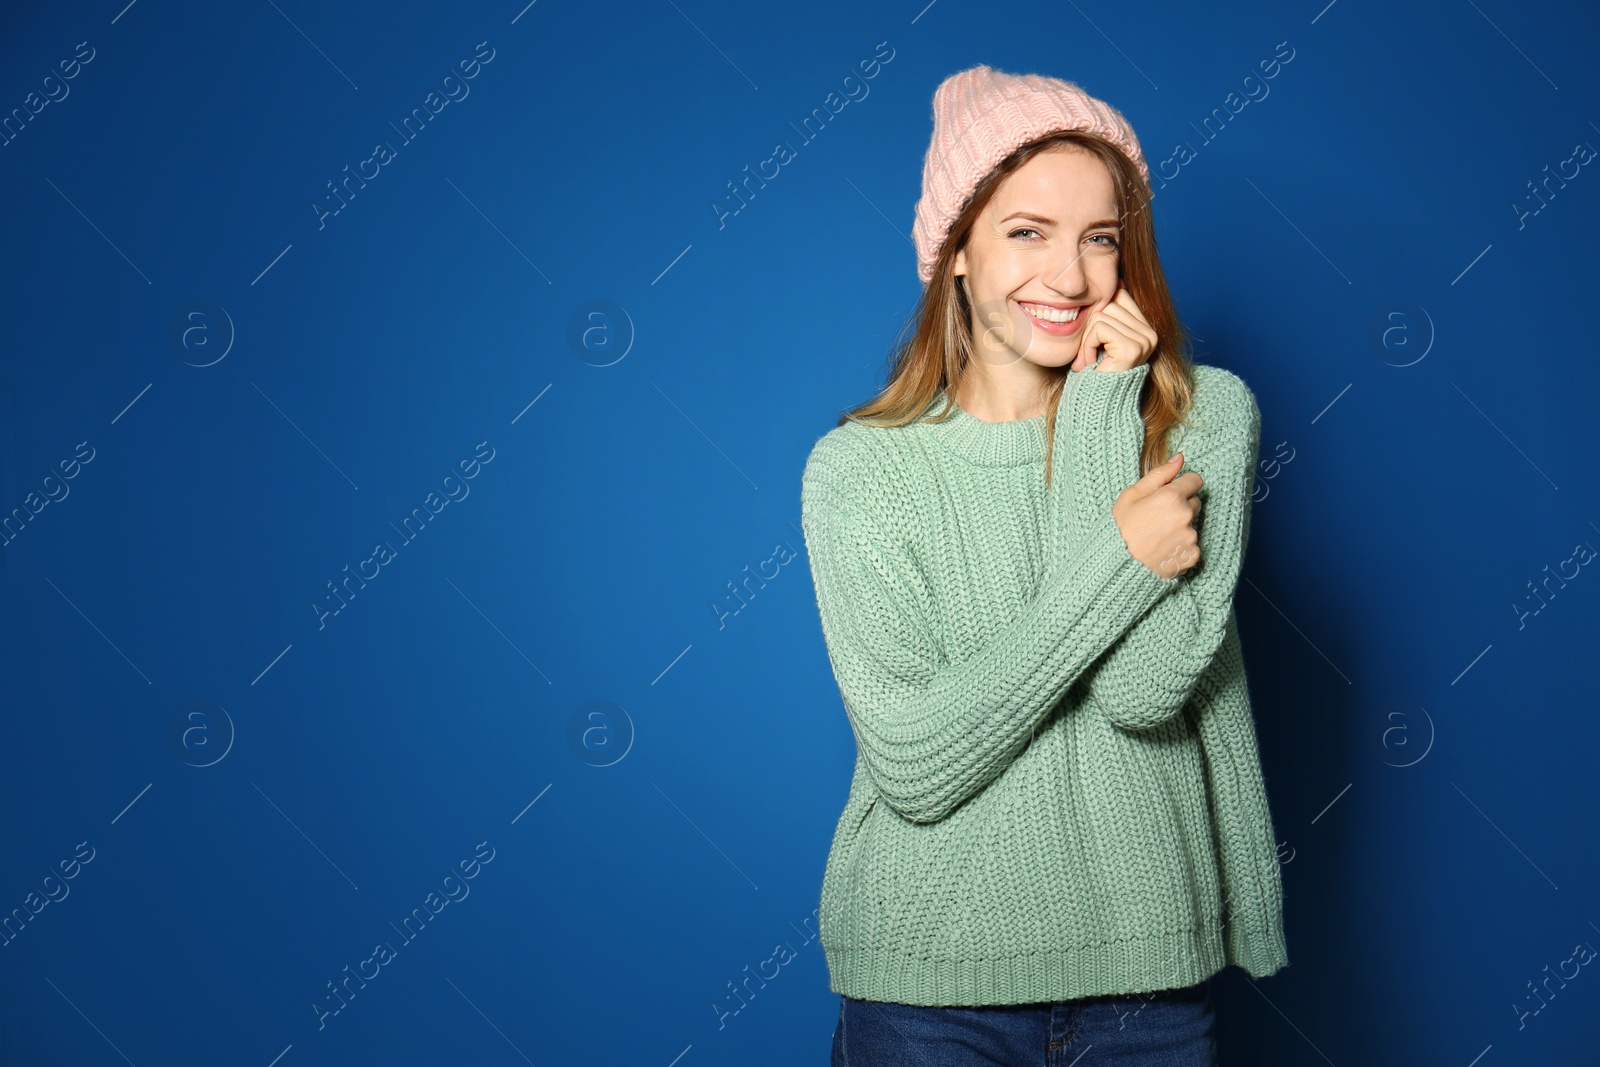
[799,358,1288,1006]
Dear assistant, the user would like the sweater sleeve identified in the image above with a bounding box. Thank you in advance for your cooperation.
[1065,362,1263,731]
[801,380,1175,825]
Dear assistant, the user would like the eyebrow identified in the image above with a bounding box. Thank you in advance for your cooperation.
[1000,212,1120,229]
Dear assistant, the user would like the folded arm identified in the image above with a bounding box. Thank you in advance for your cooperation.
[1063,361,1263,731]
[801,381,1175,823]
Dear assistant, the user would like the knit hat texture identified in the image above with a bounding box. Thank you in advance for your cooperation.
[911,65,1148,285]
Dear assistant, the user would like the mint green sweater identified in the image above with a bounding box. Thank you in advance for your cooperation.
[800,359,1288,1006]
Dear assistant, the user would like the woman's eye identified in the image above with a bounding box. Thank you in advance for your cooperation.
[1090,234,1120,249]
[1007,228,1041,241]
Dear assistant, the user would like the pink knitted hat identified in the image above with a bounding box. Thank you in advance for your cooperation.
[911,65,1148,285]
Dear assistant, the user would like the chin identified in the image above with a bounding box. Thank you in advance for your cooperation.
[1023,352,1077,371]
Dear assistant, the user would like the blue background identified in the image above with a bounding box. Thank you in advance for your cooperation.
[2,0,1598,1063]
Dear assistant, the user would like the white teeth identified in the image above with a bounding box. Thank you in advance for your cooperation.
[1020,302,1081,322]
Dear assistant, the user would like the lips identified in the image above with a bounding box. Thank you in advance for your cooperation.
[1016,300,1089,335]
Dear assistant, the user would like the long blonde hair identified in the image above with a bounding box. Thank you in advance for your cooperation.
[837,130,1197,487]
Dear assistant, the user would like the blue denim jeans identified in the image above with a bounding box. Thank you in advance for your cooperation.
[830,981,1218,1066]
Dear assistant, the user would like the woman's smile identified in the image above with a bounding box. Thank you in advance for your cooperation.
[1017,299,1089,337]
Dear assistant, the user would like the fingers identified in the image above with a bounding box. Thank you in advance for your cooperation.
[1096,294,1158,349]
[1084,317,1144,371]
[1152,535,1200,580]
[1149,463,1205,522]
[1072,298,1114,370]
[1070,321,1099,371]
[1075,289,1158,372]
[1168,469,1204,517]
[1124,453,1180,499]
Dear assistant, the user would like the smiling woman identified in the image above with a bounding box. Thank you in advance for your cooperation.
[801,64,1287,1067]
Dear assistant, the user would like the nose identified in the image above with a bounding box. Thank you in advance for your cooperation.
[1041,245,1089,297]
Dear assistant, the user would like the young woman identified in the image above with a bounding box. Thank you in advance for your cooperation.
[800,65,1288,1065]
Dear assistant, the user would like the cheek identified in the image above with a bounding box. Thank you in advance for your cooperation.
[988,257,1034,288]
[1090,265,1120,294]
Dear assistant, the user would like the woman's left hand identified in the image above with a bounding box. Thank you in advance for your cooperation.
[1072,286,1159,373]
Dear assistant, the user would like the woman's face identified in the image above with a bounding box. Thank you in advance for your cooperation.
[952,145,1122,371]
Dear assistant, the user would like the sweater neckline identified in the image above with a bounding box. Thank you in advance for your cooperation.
[920,387,1048,467]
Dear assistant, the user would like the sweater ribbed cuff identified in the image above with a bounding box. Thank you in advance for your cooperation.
[1070,358,1150,434]
[1225,922,1290,978]
[824,926,1232,1006]
[1062,359,1150,527]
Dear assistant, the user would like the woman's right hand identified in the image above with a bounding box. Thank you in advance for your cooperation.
[1111,453,1204,579]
